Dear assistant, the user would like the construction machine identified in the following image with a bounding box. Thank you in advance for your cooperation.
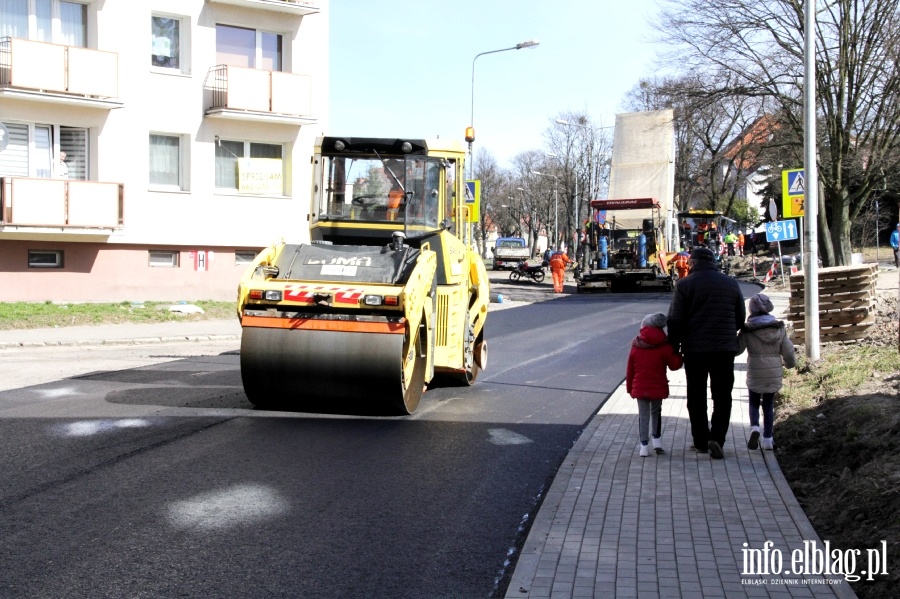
[236,136,489,415]
[675,209,733,274]
[575,197,674,292]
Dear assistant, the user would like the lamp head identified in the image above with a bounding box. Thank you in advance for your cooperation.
[516,39,540,49]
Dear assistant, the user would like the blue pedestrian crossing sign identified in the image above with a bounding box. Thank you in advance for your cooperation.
[765,219,798,243]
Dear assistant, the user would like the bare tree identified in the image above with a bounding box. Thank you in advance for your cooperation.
[543,111,614,253]
[511,150,553,257]
[656,0,900,266]
[472,149,504,258]
[627,75,776,220]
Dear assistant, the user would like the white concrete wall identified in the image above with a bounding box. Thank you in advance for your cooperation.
[95,0,329,248]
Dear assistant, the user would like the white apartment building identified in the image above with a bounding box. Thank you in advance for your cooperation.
[0,0,329,302]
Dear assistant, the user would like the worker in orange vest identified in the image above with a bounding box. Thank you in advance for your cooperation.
[549,250,573,293]
[673,249,691,279]
[737,232,745,256]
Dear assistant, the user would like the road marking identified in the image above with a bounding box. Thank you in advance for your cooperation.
[32,386,82,398]
[166,483,289,530]
[488,428,532,446]
[54,418,152,437]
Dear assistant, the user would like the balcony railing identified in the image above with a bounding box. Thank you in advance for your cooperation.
[205,0,319,16]
[0,37,119,104]
[0,177,124,229]
[205,65,314,124]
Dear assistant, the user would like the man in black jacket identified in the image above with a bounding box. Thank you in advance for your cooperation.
[667,247,746,459]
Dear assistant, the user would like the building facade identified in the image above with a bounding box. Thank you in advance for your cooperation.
[0,0,328,302]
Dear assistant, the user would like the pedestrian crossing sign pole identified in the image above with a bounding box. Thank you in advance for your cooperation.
[781,168,806,218]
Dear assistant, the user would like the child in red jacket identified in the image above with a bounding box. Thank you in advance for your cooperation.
[626,313,684,457]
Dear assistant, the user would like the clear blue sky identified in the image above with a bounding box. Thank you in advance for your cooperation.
[328,0,667,167]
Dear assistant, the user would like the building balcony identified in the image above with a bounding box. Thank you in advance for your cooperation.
[0,37,121,108]
[205,0,319,16]
[204,65,315,125]
[0,177,124,234]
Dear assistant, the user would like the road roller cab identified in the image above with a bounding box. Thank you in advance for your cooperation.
[237,136,489,414]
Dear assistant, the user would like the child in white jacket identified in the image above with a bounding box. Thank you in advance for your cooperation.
[737,293,796,450]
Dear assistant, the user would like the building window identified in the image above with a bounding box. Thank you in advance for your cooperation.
[28,249,64,268]
[1,1,87,46]
[149,134,185,189]
[235,251,258,266]
[215,140,283,194]
[216,24,282,71]
[151,14,190,72]
[149,251,179,267]
[60,126,87,180]
[0,121,87,180]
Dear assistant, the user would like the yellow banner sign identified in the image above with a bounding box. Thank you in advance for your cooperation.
[238,158,283,194]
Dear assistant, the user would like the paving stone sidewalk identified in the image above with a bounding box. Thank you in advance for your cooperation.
[505,291,859,599]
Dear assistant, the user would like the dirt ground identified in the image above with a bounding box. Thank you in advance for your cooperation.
[731,251,900,599]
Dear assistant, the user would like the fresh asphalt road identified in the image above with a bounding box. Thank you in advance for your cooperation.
[0,283,753,599]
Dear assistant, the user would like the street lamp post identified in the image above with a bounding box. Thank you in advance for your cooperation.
[547,152,578,257]
[468,39,540,177]
[555,119,610,258]
[532,171,559,250]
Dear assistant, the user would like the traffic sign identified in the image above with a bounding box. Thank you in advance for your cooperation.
[765,219,798,243]
[781,168,805,217]
[465,179,481,223]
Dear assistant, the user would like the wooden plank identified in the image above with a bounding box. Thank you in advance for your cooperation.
[788,264,878,287]
[791,315,876,334]
[786,298,874,316]
[788,289,873,302]
[819,312,875,327]
[791,324,874,344]
[790,275,876,294]
[792,331,871,344]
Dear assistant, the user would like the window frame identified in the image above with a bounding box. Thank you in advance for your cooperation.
[150,12,191,75]
[28,249,64,268]
[215,23,283,72]
[148,132,188,191]
[214,139,285,195]
[0,0,88,46]
[0,121,88,180]
[234,250,258,266]
[148,251,179,268]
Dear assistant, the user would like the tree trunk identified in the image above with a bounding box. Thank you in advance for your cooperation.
[817,180,835,267]
[829,189,853,266]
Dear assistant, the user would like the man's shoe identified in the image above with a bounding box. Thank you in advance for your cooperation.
[639,444,650,457]
[761,437,774,450]
[747,428,760,450]
[690,444,708,454]
[708,440,724,459]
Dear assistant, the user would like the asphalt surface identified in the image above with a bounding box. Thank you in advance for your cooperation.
[0,276,674,599]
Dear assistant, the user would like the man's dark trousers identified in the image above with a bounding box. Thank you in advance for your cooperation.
[684,352,736,449]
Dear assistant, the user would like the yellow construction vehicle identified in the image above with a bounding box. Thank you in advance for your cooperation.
[236,136,489,414]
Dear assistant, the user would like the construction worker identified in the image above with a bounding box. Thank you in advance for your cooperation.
[673,249,691,279]
[549,250,573,293]
[737,232,745,256]
[724,231,737,256]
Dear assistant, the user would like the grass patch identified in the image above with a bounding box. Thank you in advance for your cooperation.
[0,301,237,330]
[781,344,900,408]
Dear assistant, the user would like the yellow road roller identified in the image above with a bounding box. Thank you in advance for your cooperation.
[237,136,489,414]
